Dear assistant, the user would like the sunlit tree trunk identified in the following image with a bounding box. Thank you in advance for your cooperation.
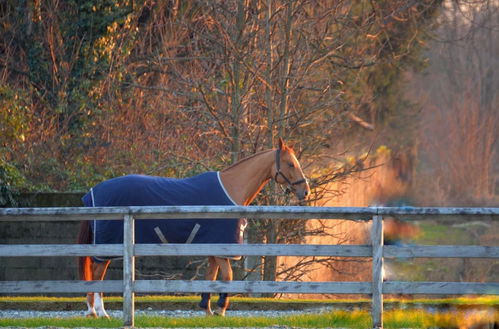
[263,0,294,285]
[230,0,245,163]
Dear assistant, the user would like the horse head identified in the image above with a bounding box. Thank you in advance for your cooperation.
[273,138,311,201]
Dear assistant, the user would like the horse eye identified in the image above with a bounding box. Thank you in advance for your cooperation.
[288,162,295,168]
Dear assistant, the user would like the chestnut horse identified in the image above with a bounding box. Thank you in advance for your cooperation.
[77,138,310,317]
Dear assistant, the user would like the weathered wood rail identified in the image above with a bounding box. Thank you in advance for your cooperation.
[1,206,498,329]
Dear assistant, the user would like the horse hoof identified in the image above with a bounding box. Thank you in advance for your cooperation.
[199,303,213,315]
[85,312,97,318]
[214,308,226,317]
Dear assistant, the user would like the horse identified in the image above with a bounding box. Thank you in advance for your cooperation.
[77,138,310,318]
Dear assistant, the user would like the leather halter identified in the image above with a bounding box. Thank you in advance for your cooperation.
[274,148,307,188]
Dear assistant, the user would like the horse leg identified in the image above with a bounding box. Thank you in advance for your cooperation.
[213,257,232,317]
[86,260,111,318]
[82,256,97,318]
[199,256,219,316]
[85,292,96,318]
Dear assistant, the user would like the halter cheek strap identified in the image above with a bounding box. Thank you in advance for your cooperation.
[274,149,307,187]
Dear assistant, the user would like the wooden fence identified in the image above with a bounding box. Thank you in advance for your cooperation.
[0,206,498,329]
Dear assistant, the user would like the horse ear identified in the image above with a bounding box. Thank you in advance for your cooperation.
[278,137,285,150]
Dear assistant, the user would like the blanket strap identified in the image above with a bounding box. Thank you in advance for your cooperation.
[185,223,201,244]
[154,227,168,243]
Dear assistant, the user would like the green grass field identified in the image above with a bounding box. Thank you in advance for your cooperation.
[0,309,497,328]
[0,295,497,328]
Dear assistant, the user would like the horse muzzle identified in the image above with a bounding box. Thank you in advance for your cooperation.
[294,184,311,202]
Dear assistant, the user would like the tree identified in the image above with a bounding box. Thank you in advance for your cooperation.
[408,0,499,205]
[1,0,444,283]
[0,0,135,190]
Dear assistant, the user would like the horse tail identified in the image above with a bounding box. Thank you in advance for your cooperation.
[77,221,93,281]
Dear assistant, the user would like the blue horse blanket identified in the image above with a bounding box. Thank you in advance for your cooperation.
[82,172,245,247]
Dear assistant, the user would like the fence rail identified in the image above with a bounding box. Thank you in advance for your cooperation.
[1,206,498,329]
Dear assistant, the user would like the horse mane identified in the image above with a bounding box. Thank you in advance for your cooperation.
[221,145,296,172]
[221,149,275,172]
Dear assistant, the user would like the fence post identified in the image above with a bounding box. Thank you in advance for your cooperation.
[123,214,135,327]
[371,215,383,329]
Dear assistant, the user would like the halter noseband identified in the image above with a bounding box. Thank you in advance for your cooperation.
[274,148,307,188]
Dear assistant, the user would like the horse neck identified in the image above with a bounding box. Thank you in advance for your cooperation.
[220,149,276,206]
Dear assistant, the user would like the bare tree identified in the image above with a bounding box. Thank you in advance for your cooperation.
[410,0,499,205]
[1,0,444,284]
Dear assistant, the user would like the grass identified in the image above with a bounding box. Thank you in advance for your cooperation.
[0,309,497,328]
[0,295,497,328]
[0,295,359,303]
[0,295,370,312]
[136,311,371,328]
[417,221,473,245]
[0,311,371,328]
[396,295,499,306]
[386,309,498,329]
[2,294,498,306]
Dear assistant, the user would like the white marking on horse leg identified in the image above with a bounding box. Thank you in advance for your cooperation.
[94,292,110,318]
[213,258,231,316]
[85,293,97,318]
[199,293,213,316]
[215,293,229,316]
[205,306,214,316]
